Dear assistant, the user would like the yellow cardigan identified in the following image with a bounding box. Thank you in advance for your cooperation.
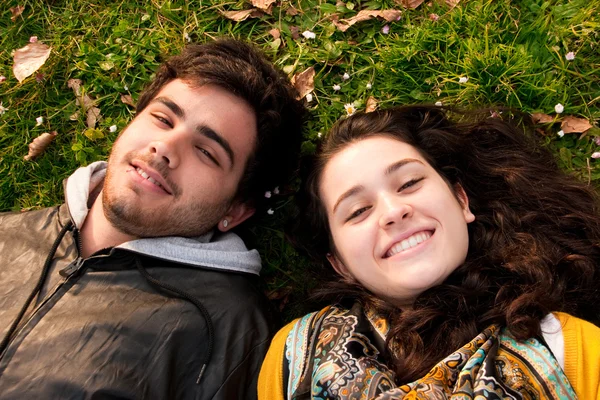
[258,312,600,399]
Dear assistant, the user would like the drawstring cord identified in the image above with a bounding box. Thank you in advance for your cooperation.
[0,220,73,356]
[134,256,214,384]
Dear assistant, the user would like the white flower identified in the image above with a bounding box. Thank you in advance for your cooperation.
[458,76,469,84]
[592,152,600,159]
[344,103,356,116]
[264,191,272,198]
[381,25,390,34]
[267,208,274,215]
[435,101,443,106]
[302,30,316,40]
[317,132,322,138]
[557,130,565,138]
[565,52,575,61]
[333,84,341,91]
[366,82,372,89]
[29,36,38,43]
[109,125,117,133]
[36,116,44,126]
[305,93,313,103]
[0,102,8,116]
[124,85,129,91]
[555,103,564,114]
[273,186,280,195]
[184,33,191,43]
[342,73,350,81]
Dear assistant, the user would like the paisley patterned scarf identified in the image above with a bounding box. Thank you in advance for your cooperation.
[285,304,576,399]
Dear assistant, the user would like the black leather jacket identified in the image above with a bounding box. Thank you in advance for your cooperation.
[0,204,274,399]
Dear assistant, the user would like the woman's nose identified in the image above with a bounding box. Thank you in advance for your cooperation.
[378,194,413,228]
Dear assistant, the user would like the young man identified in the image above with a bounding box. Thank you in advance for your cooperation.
[0,39,304,399]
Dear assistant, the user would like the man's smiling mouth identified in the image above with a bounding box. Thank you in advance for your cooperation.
[133,166,172,194]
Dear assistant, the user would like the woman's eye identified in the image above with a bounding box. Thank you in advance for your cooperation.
[346,206,371,222]
[398,177,424,192]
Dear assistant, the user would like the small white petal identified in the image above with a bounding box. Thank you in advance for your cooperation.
[124,85,129,91]
[435,101,443,106]
[565,52,575,61]
[302,30,316,39]
[267,208,274,215]
[264,191,272,198]
[555,103,564,114]
[317,132,322,138]
[0,102,8,116]
[109,125,117,133]
[592,152,600,159]
[557,130,564,138]
[0,76,6,83]
[342,73,350,81]
[366,83,372,89]
[459,76,469,84]
[29,36,38,43]
[273,186,280,195]
[305,93,313,103]
[36,116,44,125]
[333,84,341,91]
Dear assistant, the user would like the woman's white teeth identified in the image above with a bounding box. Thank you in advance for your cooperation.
[136,168,163,188]
[387,231,431,257]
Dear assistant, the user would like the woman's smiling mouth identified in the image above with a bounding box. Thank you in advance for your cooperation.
[384,230,434,258]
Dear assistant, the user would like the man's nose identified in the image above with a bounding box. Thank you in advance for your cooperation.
[148,133,182,169]
[378,194,413,228]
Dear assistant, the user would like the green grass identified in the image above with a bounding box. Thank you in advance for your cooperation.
[1,0,599,319]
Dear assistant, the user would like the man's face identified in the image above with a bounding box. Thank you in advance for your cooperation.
[102,79,257,238]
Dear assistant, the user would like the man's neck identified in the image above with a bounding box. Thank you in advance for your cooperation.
[79,190,137,258]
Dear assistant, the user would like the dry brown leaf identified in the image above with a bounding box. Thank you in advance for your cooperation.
[86,107,102,129]
[24,131,57,161]
[67,78,95,111]
[290,26,300,40]
[334,9,402,32]
[220,9,263,22]
[268,28,281,39]
[531,113,554,124]
[561,116,593,134]
[366,96,378,113]
[121,94,135,107]
[291,67,315,100]
[399,0,425,9]
[13,42,51,83]
[286,6,299,16]
[251,0,276,11]
[444,0,460,9]
[10,5,25,21]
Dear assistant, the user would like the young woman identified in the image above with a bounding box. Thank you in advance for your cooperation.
[259,106,600,399]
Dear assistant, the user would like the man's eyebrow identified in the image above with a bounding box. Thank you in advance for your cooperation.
[196,125,235,167]
[385,158,424,176]
[332,158,424,214]
[152,97,184,119]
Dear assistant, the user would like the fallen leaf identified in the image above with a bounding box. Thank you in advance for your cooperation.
[286,5,299,16]
[67,78,95,111]
[83,128,105,141]
[269,28,281,39]
[290,26,300,40]
[251,0,276,11]
[12,42,52,83]
[444,0,460,8]
[69,111,80,121]
[121,94,135,107]
[531,113,554,124]
[398,0,425,8]
[10,5,25,21]
[291,67,315,100]
[333,9,402,32]
[561,116,593,134]
[366,96,378,113]
[24,131,57,161]
[220,9,263,22]
[86,107,102,129]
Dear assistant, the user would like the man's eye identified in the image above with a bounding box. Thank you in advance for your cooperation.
[196,147,220,167]
[346,206,371,222]
[398,177,424,192]
[153,114,172,128]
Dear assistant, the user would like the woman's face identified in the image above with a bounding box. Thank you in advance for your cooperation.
[320,136,475,306]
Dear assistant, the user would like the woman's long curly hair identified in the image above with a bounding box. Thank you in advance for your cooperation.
[291,105,600,384]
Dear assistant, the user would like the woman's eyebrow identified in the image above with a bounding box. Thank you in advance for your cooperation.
[333,185,365,214]
[385,158,424,176]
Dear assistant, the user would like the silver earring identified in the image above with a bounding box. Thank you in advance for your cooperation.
[222,220,228,228]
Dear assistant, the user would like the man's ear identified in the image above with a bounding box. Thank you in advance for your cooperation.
[326,252,352,280]
[218,201,255,232]
[454,184,475,224]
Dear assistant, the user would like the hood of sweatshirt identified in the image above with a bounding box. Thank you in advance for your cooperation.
[64,161,262,275]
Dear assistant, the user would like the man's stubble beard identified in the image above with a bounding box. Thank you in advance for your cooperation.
[102,151,229,239]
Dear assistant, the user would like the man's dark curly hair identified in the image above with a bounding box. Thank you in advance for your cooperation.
[136,38,305,213]
[292,105,600,383]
